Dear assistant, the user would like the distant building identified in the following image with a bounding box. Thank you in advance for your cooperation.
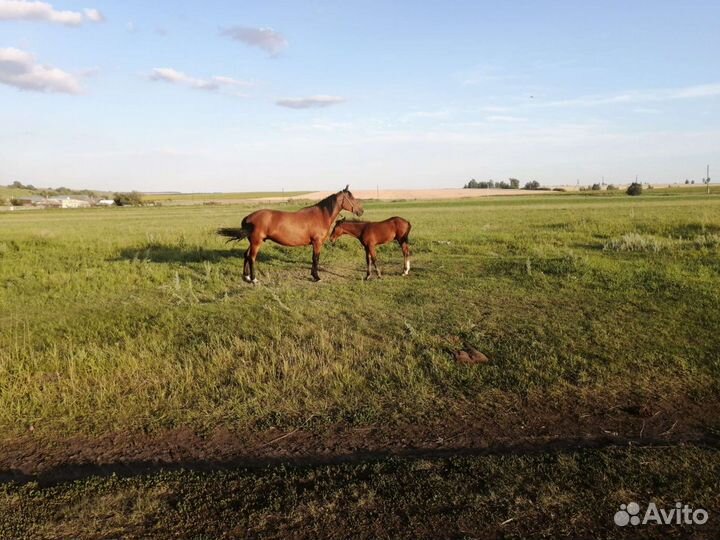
[97,199,116,206]
[48,196,91,208]
[13,196,59,207]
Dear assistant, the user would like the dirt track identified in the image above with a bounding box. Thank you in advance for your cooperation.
[3,390,717,486]
[288,188,559,202]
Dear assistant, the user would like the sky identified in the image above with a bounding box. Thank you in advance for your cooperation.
[0,0,718,192]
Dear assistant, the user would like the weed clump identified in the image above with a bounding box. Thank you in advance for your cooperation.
[604,233,667,252]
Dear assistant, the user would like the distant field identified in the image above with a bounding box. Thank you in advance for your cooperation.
[142,191,311,204]
[0,186,36,200]
[1,191,719,536]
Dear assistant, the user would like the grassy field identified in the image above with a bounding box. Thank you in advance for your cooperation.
[1,191,719,537]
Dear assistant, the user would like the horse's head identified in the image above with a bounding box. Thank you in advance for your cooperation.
[330,217,346,243]
[339,185,364,216]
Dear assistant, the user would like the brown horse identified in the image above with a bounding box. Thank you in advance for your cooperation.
[218,186,363,283]
[330,216,411,279]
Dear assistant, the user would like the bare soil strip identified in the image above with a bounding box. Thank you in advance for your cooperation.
[3,392,718,485]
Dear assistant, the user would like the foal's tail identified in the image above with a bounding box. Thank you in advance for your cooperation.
[217,225,250,243]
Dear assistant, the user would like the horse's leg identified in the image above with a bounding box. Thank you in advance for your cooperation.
[247,240,261,284]
[311,240,322,281]
[400,239,410,275]
[369,245,381,278]
[364,245,372,280]
[243,246,251,281]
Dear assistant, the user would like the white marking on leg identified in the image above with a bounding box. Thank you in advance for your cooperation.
[251,278,258,284]
[403,260,410,275]
[243,275,252,282]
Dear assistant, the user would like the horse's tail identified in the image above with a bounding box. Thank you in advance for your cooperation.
[217,224,250,243]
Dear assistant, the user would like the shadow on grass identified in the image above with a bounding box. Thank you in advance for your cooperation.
[1,434,716,487]
[637,223,720,237]
[115,243,286,264]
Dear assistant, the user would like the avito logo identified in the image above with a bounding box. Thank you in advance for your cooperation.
[614,501,709,527]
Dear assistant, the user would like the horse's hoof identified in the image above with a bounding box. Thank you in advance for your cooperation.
[402,271,409,276]
[243,275,252,283]
[251,278,258,285]
[311,276,321,282]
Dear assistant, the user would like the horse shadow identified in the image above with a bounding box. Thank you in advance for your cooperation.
[115,242,314,265]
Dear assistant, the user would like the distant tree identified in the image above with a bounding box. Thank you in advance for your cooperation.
[591,183,602,191]
[523,180,540,190]
[465,179,500,189]
[626,183,643,196]
[496,180,511,189]
[113,191,145,206]
[691,180,695,184]
[685,179,690,185]
[509,178,520,189]
[606,184,618,191]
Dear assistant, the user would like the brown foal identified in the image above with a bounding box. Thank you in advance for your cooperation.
[218,186,363,283]
[330,216,412,279]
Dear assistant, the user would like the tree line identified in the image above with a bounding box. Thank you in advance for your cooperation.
[464,178,548,190]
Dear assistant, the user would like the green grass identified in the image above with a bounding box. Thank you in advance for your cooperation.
[0,186,36,201]
[1,193,719,436]
[2,446,718,538]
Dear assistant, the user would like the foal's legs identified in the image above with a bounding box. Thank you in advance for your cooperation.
[399,239,410,275]
[310,239,322,281]
[369,245,381,278]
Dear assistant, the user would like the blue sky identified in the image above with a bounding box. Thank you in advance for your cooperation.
[1,0,718,192]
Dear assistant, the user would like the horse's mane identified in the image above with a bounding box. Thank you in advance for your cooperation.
[316,191,340,214]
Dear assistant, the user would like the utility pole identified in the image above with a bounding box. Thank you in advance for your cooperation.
[376,184,380,199]
[706,165,711,195]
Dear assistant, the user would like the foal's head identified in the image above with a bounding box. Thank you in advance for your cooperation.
[339,185,364,217]
[330,218,347,242]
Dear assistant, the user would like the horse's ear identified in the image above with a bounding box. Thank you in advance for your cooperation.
[344,184,349,192]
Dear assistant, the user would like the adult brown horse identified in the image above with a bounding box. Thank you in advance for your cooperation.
[330,216,411,279]
[218,186,363,283]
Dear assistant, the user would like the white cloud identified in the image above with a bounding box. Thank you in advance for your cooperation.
[0,47,81,93]
[221,26,287,56]
[149,67,251,95]
[0,1,104,25]
[276,95,345,109]
[83,8,102,22]
[539,83,720,108]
